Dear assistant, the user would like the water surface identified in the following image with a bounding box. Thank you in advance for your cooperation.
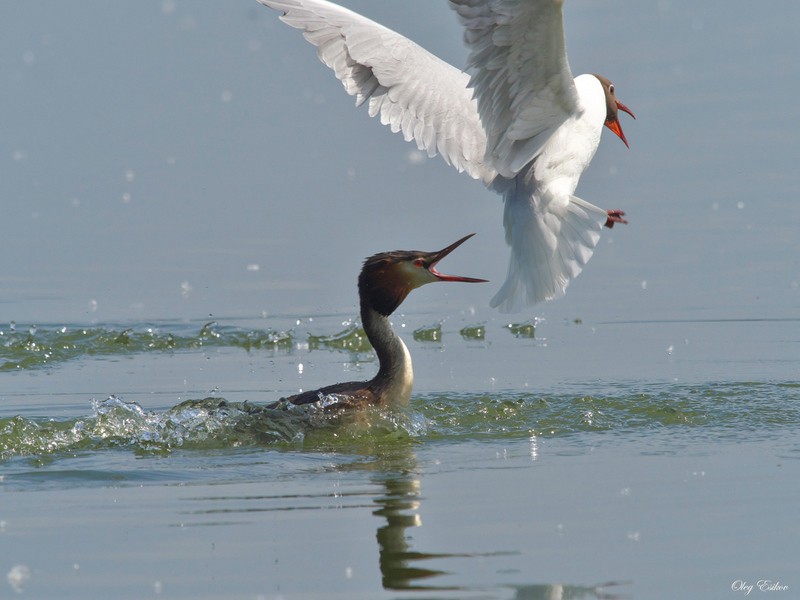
[2,316,798,598]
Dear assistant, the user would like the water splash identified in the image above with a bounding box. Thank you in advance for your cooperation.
[0,394,424,460]
[0,396,303,459]
[0,322,297,371]
[307,322,372,354]
[413,322,442,343]
[2,383,798,461]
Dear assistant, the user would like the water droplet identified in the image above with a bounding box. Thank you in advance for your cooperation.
[122,192,132,203]
[406,149,425,165]
[7,565,31,593]
[221,89,233,103]
[246,263,260,272]
[124,169,135,182]
[666,345,674,355]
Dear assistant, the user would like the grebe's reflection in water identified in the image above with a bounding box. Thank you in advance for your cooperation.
[360,444,629,597]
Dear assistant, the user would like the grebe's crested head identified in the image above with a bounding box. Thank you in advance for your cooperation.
[593,74,636,148]
[358,233,488,316]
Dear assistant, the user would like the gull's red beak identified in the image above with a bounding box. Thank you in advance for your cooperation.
[606,100,636,148]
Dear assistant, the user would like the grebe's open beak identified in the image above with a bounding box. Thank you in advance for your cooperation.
[425,233,488,283]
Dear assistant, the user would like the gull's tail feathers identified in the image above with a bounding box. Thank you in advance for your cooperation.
[490,192,607,313]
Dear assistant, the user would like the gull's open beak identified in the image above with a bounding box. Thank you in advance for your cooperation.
[606,100,636,148]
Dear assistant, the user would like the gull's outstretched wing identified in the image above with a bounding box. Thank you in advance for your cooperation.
[259,0,495,184]
[450,0,581,178]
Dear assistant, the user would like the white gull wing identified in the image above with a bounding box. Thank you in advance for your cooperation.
[450,0,581,179]
[258,0,495,184]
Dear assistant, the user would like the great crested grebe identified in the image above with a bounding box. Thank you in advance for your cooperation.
[272,234,486,410]
[258,0,635,311]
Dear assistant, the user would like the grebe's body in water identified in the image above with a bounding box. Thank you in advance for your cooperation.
[273,234,486,410]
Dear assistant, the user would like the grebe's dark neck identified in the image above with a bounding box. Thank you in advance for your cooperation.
[360,302,413,406]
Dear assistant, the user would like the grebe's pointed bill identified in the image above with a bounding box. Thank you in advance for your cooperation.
[426,233,488,283]
[606,100,636,149]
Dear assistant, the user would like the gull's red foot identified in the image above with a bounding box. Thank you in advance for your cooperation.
[605,209,628,229]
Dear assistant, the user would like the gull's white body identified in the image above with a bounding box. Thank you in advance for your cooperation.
[259,0,616,311]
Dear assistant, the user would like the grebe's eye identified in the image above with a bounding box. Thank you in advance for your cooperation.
[413,258,425,268]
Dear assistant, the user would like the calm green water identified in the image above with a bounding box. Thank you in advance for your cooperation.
[2,315,798,599]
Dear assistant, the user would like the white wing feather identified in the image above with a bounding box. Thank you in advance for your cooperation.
[449,0,581,178]
[258,0,495,184]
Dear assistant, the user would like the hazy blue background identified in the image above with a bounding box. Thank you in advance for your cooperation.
[2,0,799,324]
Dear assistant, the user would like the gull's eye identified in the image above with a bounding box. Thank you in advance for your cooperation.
[609,84,615,95]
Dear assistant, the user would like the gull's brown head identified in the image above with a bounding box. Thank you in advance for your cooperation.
[358,233,488,316]
[593,74,636,148]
